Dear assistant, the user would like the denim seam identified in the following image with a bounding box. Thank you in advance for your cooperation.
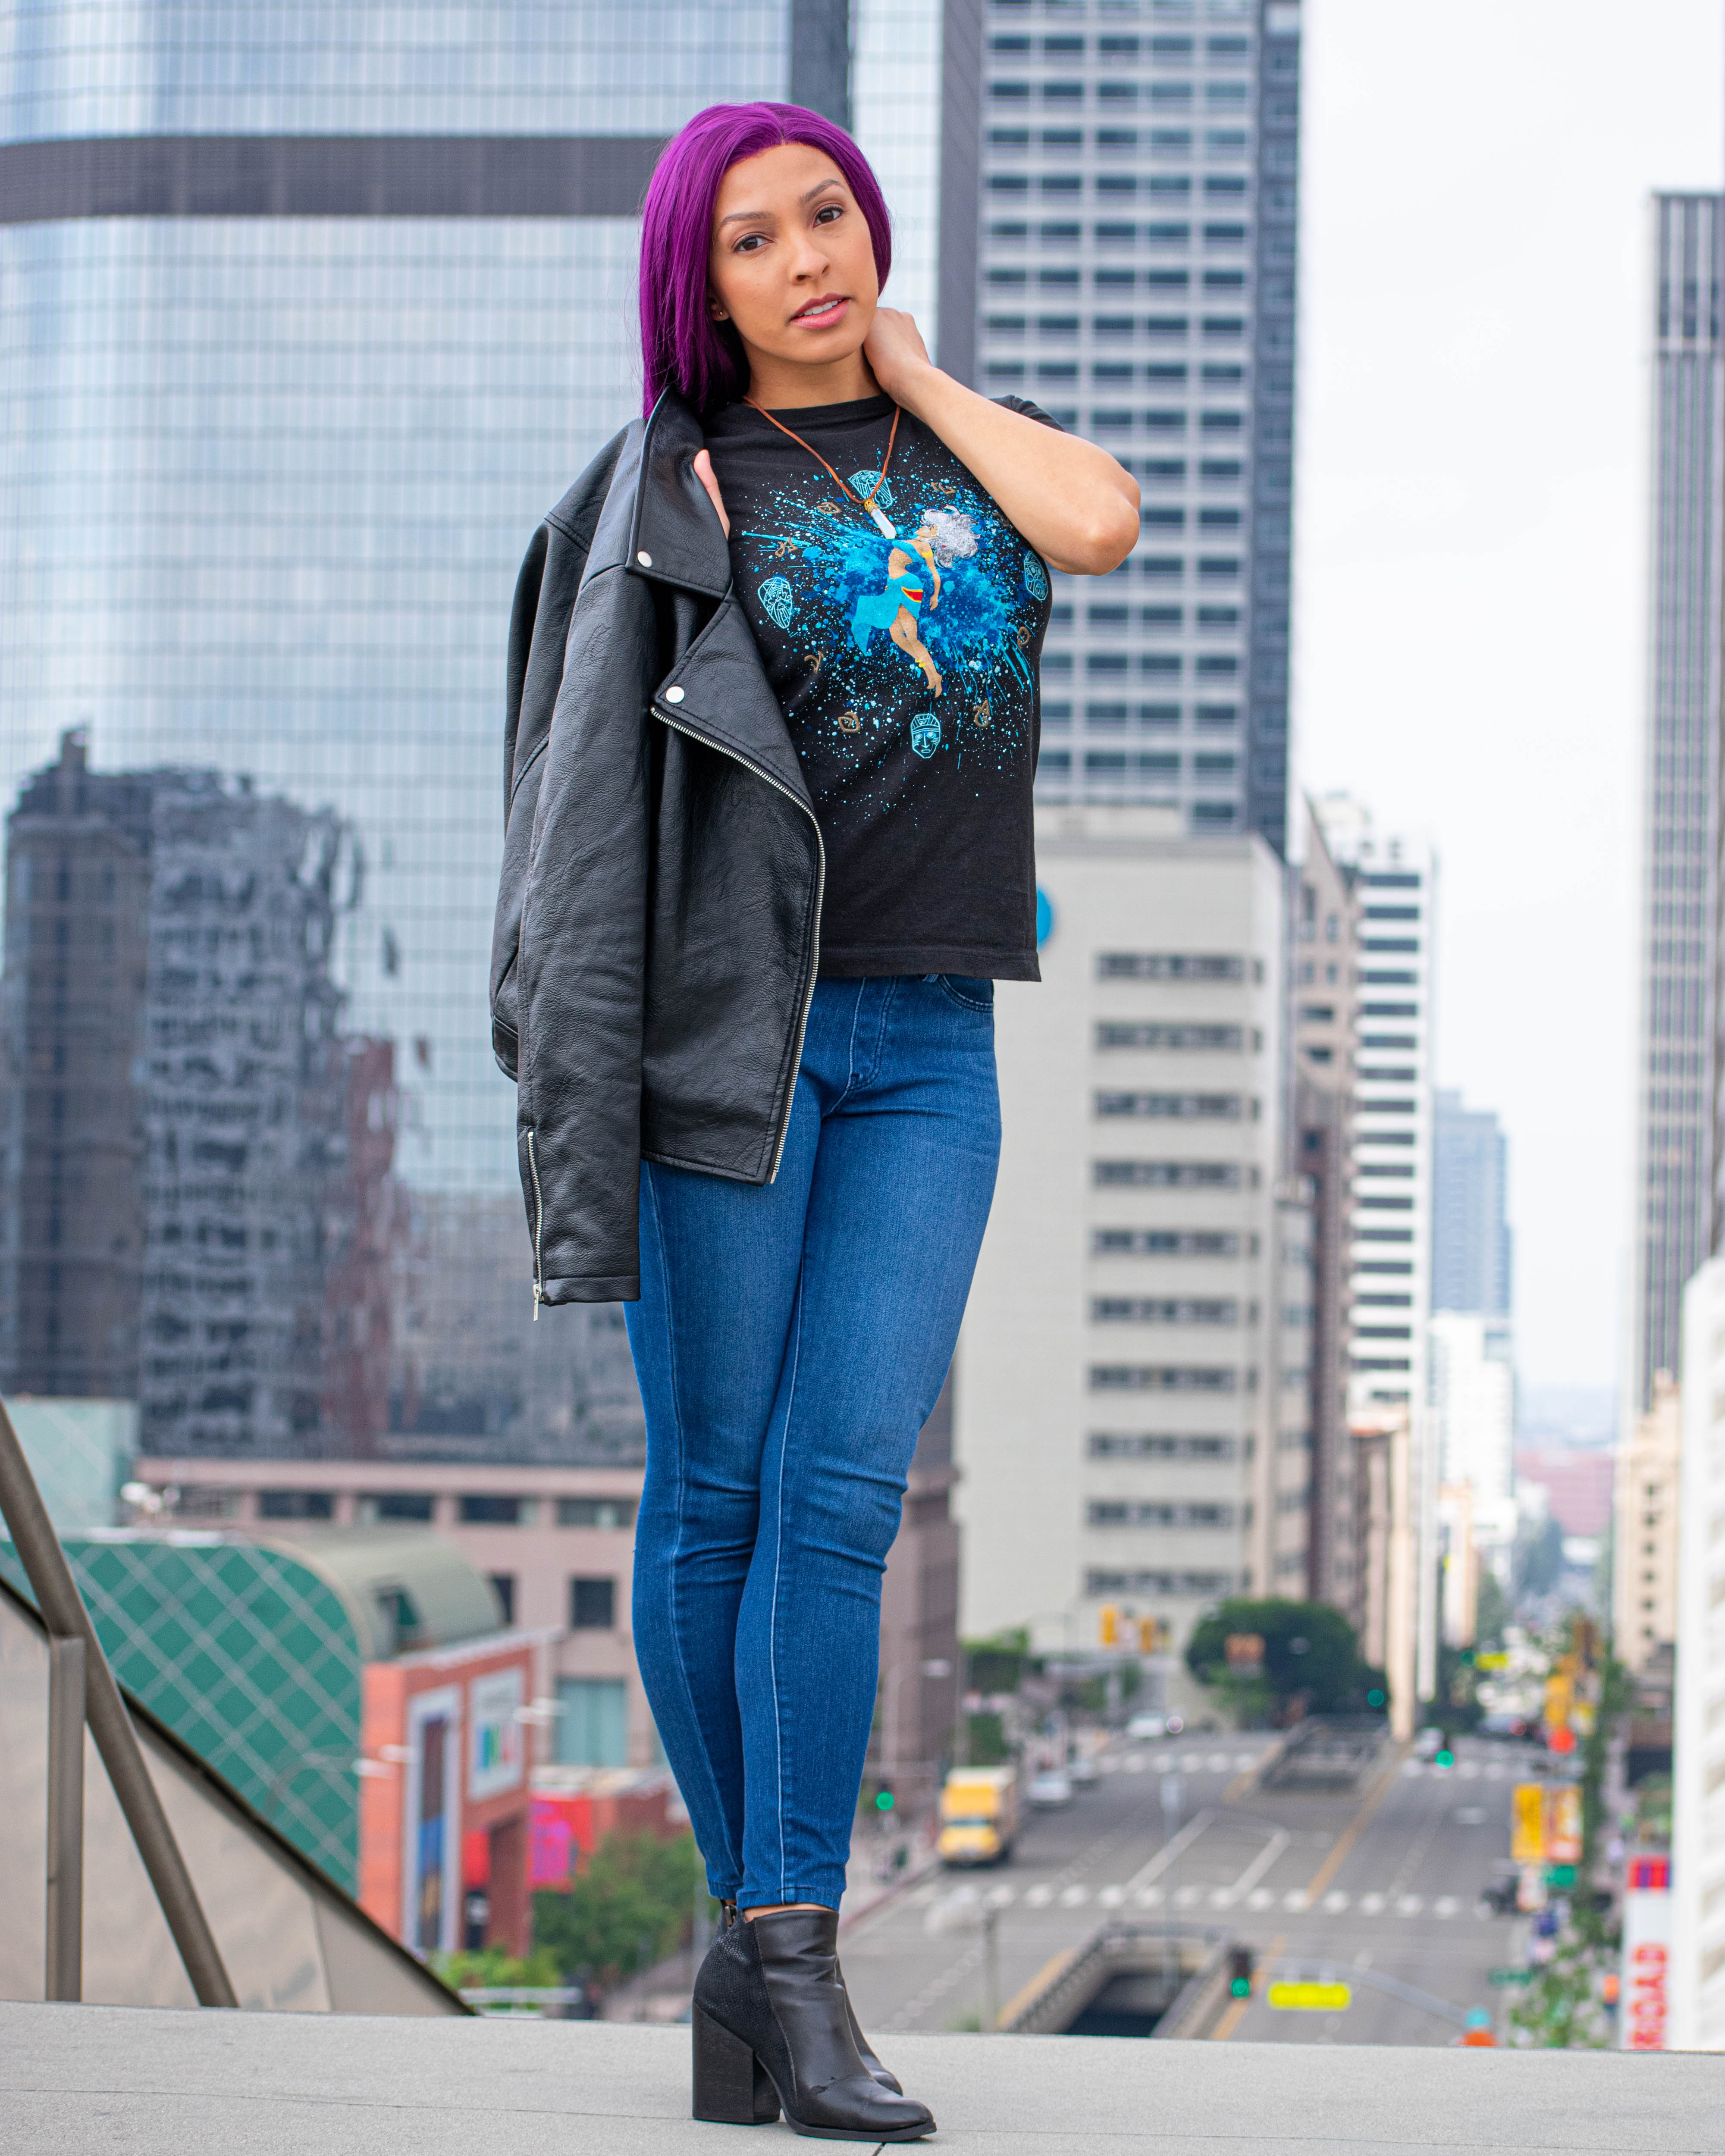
[865,975,900,1077]
[643,1166,740,1894]
[764,1276,807,1902]
[933,974,995,1013]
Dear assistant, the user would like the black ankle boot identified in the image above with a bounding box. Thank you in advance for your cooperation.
[692,1908,935,2141]
[715,1901,900,2096]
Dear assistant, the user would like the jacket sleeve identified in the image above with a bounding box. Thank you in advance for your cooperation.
[511,550,656,1307]
[491,428,627,1078]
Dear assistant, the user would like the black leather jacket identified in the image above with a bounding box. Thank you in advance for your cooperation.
[491,392,825,1306]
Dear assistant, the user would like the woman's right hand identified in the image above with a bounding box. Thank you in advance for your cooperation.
[693,449,730,537]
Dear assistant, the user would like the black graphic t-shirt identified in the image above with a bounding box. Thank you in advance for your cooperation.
[702,393,1057,981]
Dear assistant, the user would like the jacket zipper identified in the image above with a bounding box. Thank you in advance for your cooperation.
[652,702,824,1183]
[527,1127,546,1317]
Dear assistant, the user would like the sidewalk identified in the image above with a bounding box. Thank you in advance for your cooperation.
[6,1999,1718,2154]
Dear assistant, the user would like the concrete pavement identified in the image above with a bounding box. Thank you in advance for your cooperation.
[4,1997,1717,2153]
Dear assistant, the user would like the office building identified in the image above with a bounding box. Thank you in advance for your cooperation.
[1290,795,1359,1614]
[0,2,961,1463]
[1628,194,1724,1415]
[954,807,1307,1655]
[1432,1091,1512,1317]
[968,0,1301,849]
[1615,1373,1681,1677]
[1674,1258,1725,2049]
[1314,793,1439,1700]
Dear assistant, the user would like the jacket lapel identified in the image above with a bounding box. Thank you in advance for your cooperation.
[627,393,814,811]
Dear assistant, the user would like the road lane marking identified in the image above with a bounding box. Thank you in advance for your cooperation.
[1433,1896,1458,1917]
[1322,1891,1348,1913]
[1206,1752,1230,1771]
[1222,1825,1291,1904]
[1301,1740,1411,1903]
[1246,1888,1275,1910]
[1025,1884,1053,1907]
[1127,1755,1148,1773]
[1175,1884,1204,1908]
[1135,1885,1164,1907]
[1098,1885,1125,1907]
[1059,1885,1089,1907]
[1120,1806,1214,1898]
[1360,1893,1385,1914]
[1458,1761,1479,1779]
[1282,1889,1310,1912]
[1396,1894,1423,1915]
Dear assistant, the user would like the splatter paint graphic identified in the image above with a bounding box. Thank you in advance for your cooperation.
[728,426,1050,832]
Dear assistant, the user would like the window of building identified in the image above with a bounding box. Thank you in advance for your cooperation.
[1198,555,1241,578]
[1093,1159,1241,1189]
[1040,220,1082,244]
[460,1494,524,1525]
[570,1576,616,1630]
[1096,1022,1246,1050]
[1139,703,1181,728]
[488,1573,516,1625]
[361,1490,434,1523]
[554,1677,628,1768]
[1091,1228,1240,1257]
[1197,605,1239,628]
[557,1497,637,1529]
[1095,1091,1245,1120]
[258,1490,334,1520]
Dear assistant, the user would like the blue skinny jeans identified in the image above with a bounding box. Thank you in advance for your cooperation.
[625,974,1001,1910]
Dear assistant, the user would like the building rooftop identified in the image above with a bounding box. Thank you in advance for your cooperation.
[6,2001,1716,2154]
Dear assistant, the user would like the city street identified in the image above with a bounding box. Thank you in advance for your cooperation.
[842,1733,1526,2045]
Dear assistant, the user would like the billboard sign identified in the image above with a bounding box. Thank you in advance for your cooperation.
[1622,1853,1672,2052]
[468,1667,526,1802]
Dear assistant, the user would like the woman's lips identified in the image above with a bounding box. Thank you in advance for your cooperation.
[791,295,849,325]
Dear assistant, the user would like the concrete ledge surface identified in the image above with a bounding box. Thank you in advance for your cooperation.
[1,2000,1719,2154]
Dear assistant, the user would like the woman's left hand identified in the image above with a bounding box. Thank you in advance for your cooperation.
[863,308,934,402]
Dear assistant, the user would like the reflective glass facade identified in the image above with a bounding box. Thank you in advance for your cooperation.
[0,0,951,1461]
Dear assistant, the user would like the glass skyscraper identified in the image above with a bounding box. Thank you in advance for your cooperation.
[1628,192,1722,1414]
[0,1,954,1460]
[1431,1090,1511,1319]
[968,0,1300,851]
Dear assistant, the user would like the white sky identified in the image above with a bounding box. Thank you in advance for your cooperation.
[1295,0,1725,1391]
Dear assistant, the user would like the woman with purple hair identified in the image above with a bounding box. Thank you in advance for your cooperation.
[492,101,1137,2140]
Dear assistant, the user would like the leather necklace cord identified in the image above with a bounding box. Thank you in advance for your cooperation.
[743,396,902,527]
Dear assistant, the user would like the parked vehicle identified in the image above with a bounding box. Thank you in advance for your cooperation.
[1127,1711,1167,1740]
[1026,1769,1074,1808]
[937,1767,1020,1867]
[1068,1753,1100,1787]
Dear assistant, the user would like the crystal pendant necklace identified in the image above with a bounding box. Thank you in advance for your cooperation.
[743,397,903,540]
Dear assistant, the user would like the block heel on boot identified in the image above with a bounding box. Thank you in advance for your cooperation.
[692,2002,780,2125]
[691,1908,935,2142]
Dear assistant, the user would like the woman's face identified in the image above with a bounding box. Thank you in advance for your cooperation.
[707,142,878,380]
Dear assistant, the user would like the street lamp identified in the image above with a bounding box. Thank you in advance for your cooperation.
[880,1657,955,1779]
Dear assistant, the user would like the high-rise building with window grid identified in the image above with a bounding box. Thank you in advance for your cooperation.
[1628,192,1723,1416]
[966,0,1300,852]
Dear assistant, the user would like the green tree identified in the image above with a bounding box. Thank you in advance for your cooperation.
[431,1942,562,1991]
[1184,1598,1378,1718]
[532,1830,712,1987]
[1474,1567,1510,1650]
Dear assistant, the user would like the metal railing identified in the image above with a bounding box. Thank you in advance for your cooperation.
[0,1398,237,2007]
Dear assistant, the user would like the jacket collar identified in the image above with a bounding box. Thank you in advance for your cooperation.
[626,390,732,600]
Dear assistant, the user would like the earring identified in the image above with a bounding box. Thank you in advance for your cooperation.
[712,308,728,321]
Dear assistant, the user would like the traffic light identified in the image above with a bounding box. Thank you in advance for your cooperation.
[874,1785,895,1813]
[1227,1945,1255,2000]
[1099,1603,1120,1648]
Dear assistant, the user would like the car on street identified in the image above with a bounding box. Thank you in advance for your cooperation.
[1126,1711,1167,1740]
[1026,1769,1073,1808]
[1068,1754,1100,1787]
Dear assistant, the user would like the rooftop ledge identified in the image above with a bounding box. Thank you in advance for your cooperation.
[6,2003,1719,2156]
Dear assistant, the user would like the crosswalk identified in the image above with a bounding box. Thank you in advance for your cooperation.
[1098,1750,1262,1775]
[913,1879,1494,1920]
[1098,1749,1513,1783]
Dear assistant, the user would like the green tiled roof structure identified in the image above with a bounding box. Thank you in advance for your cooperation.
[0,1527,500,1892]
[2,1533,363,1887]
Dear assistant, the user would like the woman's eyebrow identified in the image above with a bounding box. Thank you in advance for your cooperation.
[718,175,846,229]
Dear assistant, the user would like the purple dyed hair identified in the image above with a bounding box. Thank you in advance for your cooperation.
[638,102,893,416]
